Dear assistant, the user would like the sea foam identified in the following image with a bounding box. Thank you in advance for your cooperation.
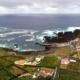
[0,27,80,51]
[35,27,80,42]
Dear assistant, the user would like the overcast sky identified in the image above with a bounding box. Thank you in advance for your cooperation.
[0,0,80,14]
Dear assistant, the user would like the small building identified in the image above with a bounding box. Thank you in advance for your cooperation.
[70,59,76,62]
[14,60,27,65]
[14,60,32,65]
[35,57,42,62]
[33,68,54,78]
[61,58,70,65]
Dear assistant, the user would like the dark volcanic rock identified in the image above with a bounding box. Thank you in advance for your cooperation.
[44,29,80,43]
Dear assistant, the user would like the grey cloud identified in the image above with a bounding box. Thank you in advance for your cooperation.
[0,0,80,14]
[0,0,80,7]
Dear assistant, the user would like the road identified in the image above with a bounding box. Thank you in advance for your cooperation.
[52,58,61,80]
[53,55,68,80]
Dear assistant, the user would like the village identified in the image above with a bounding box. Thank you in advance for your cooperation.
[0,36,80,80]
[10,37,80,80]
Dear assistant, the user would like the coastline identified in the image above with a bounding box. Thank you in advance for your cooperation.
[0,30,80,80]
[0,29,80,55]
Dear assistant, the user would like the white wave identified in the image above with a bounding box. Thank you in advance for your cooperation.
[0,26,80,50]
[35,30,57,42]
[66,27,80,32]
[0,31,28,37]
[7,38,15,41]
[35,27,80,42]
[42,30,59,37]
[25,36,34,41]
[12,29,38,35]
[0,27,8,32]
[42,30,54,36]
[24,45,27,47]
[35,35,44,42]
[21,49,37,51]
[18,34,32,37]
[25,38,34,41]
[0,43,13,48]
[0,29,38,37]
[0,44,7,48]
[0,38,15,41]
[14,47,21,51]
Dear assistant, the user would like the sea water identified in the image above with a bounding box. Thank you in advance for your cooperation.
[0,14,80,51]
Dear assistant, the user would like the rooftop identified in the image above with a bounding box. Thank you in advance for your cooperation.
[34,67,54,77]
[15,60,26,65]
[61,58,70,65]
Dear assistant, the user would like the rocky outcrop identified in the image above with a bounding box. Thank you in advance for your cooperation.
[44,29,80,43]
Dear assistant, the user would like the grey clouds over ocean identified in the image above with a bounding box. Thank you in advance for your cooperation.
[0,0,80,14]
[0,14,80,51]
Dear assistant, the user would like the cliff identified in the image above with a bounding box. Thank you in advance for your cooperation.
[44,29,80,43]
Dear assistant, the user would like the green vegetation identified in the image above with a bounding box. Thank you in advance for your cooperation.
[19,75,53,80]
[0,48,6,57]
[0,58,13,67]
[38,57,58,68]
[7,65,25,76]
[67,60,80,72]
[0,48,26,80]
[59,69,80,80]
[72,51,80,59]
[55,46,73,56]
[35,76,53,80]
[27,56,35,62]
[0,46,79,80]
[0,65,3,69]
[2,56,24,61]
[0,47,17,57]
[20,76,34,80]
[23,66,38,72]
[10,77,19,80]
[0,69,14,80]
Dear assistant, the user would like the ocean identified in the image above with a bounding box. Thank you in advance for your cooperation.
[0,14,80,51]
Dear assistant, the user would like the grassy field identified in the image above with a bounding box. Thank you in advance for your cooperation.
[67,60,80,72]
[0,67,15,80]
[0,58,13,67]
[54,46,73,56]
[2,56,24,61]
[38,56,58,68]
[72,51,80,58]
[23,66,38,72]
[0,49,57,80]
[59,69,80,80]
[7,65,25,76]
[0,46,79,80]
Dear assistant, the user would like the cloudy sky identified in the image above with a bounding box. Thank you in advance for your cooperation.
[0,0,80,14]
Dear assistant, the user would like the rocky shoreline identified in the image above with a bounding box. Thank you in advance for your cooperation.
[0,29,80,56]
[44,29,80,43]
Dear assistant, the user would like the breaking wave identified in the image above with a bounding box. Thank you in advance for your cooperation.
[0,26,80,51]
[25,37,34,41]
[35,27,80,42]
[0,38,15,41]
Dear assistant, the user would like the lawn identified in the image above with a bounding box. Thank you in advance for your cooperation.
[24,66,38,72]
[54,46,73,56]
[0,69,14,80]
[0,58,13,67]
[67,60,80,72]
[2,56,24,62]
[7,65,25,76]
[0,65,3,69]
[0,48,6,57]
[59,69,80,80]
[72,51,80,59]
[37,57,58,68]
